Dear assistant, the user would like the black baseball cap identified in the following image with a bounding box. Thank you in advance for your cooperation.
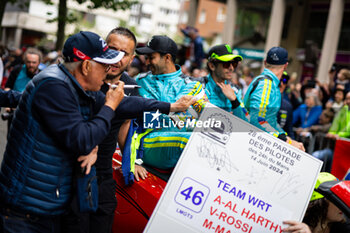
[63,31,124,64]
[135,35,177,58]
[266,46,288,65]
[208,44,243,62]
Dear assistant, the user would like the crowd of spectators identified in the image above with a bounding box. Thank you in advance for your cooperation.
[0,28,349,233]
[1,40,350,166]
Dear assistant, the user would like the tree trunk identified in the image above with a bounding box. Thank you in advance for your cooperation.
[0,1,8,41]
[55,0,67,51]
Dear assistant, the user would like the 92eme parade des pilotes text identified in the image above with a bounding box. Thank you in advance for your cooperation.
[247,130,303,174]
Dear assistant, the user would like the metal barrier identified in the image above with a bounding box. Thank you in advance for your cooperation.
[294,131,337,172]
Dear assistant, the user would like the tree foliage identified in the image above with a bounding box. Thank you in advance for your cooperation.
[76,0,137,11]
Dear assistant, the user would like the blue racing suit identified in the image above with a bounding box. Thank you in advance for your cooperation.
[243,68,287,139]
[136,65,203,169]
[204,74,249,121]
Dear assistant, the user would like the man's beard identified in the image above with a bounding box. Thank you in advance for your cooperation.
[105,74,117,80]
[105,71,123,80]
[27,68,39,78]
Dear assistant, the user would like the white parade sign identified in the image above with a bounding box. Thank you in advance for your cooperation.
[144,104,323,233]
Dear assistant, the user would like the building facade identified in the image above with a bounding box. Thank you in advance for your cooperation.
[181,0,349,82]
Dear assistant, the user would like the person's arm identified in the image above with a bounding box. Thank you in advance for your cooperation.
[216,81,250,122]
[248,79,285,135]
[328,108,342,135]
[282,220,311,233]
[114,95,196,119]
[32,79,123,155]
[77,146,98,175]
[114,96,170,119]
[4,65,21,90]
[247,80,305,150]
[118,120,131,153]
[337,109,350,138]
[0,89,21,107]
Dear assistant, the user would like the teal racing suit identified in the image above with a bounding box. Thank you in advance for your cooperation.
[136,65,204,169]
[204,74,249,122]
[243,68,287,139]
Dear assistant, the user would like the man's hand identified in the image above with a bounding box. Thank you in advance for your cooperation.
[326,133,339,140]
[217,82,237,101]
[77,146,98,175]
[134,165,148,182]
[282,220,311,233]
[170,95,196,112]
[105,81,125,110]
[288,138,305,151]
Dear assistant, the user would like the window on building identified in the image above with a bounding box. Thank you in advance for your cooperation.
[142,3,153,14]
[158,22,169,30]
[179,12,188,24]
[199,10,206,24]
[131,4,140,14]
[129,15,138,25]
[217,6,226,22]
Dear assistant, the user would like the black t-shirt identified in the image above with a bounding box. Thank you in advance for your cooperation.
[96,72,140,175]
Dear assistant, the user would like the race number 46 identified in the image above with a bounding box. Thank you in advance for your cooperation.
[175,177,210,213]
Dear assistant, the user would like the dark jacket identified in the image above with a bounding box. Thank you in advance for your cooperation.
[278,98,294,139]
[0,89,21,107]
[0,65,170,215]
[96,72,140,175]
[0,64,109,215]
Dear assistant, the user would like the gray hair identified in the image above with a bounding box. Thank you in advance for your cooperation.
[24,47,43,63]
[63,61,82,72]
[306,92,321,106]
[265,63,285,69]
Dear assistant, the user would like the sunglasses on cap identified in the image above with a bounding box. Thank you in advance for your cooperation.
[215,60,239,69]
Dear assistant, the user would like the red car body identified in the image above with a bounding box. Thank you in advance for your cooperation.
[111,153,167,233]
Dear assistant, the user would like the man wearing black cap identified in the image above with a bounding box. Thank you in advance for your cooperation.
[0,31,195,232]
[134,35,204,169]
[204,44,249,121]
[243,46,304,151]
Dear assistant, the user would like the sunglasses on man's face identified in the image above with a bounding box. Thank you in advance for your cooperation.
[216,60,238,69]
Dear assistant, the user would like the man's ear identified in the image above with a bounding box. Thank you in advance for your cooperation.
[129,54,136,66]
[208,62,216,72]
[165,54,173,63]
[81,60,90,76]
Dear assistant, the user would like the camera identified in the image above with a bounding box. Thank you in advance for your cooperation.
[1,112,13,121]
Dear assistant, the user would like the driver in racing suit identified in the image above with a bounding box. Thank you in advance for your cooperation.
[203,44,249,121]
[135,35,205,169]
[243,47,304,151]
